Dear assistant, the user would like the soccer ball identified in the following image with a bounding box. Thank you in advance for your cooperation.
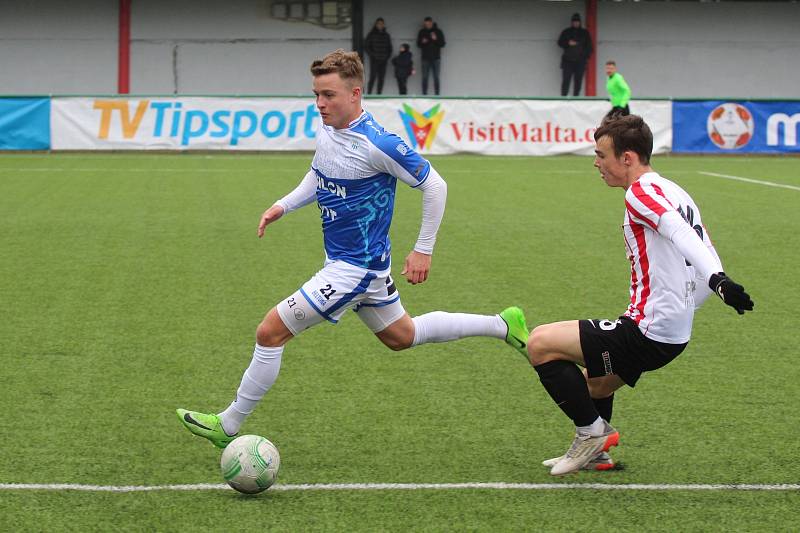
[707,103,754,149]
[220,434,280,494]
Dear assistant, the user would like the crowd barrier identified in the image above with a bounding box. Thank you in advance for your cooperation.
[1,96,798,154]
[673,100,800,153]
[0,97,50,150]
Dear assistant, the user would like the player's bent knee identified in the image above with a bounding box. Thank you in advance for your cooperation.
[255,322,274,346]
[527,325,554,365]
[528,324,577,366]
[256,309,293,347]
[377,329,414,351]
[586,379,607,399]
[255,321,279,347]
[375,315,415,351]
[587,375,623,398]
[383,336,412,351]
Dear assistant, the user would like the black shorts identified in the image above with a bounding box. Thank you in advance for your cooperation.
[579,316,687,387]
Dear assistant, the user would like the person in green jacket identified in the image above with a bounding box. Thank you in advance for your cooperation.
[605,61,631,119]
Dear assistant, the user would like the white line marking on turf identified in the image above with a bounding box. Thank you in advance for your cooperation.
[1,483,798,492]
[0,168,289,173]
[0,168,588,175]
[699,171,800,192]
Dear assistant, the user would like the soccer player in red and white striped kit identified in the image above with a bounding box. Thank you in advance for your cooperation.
[528,115,754,476]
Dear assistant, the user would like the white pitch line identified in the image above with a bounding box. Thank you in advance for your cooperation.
[0,168,291,174]
[1,482,798,493]
[0,168,586,175]
[698,171,800,192]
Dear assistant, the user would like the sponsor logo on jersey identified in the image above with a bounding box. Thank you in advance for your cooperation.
[318,204,338,220]
[317,175,347,199]
[398,103,445,150]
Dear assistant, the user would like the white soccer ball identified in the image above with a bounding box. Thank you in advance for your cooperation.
[220,434,280,494]
[706,102,754,150]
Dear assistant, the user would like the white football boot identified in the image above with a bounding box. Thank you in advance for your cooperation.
[542,451,615,471]
[550,421,619,476]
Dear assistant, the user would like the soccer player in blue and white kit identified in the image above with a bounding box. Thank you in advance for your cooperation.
[527,115,754,475]
[177,49,529,447]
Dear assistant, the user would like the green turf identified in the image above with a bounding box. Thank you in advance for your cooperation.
[1,153,798,531]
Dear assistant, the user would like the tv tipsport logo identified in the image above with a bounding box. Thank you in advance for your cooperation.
[91,100,319,146]
[398,103,444,150]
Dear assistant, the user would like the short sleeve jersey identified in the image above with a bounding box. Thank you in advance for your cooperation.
[622,172,718,344]
[311,111,430,271]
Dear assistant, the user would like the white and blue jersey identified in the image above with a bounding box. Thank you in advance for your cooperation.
[311,111,431,271]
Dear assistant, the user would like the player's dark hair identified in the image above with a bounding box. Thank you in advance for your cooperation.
[310,49,364,88]
[605,60,616,66]
[594,114,653,164]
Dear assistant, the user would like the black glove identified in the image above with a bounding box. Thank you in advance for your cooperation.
[709,272,754,315]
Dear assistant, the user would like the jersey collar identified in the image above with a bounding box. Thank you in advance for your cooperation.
[347,110,369,129]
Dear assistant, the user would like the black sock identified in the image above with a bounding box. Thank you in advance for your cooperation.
[534,360,599,427]
[593,394,614,423]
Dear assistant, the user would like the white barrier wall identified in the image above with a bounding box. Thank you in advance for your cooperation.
[597,2,800,98]
[51,97,671,155]
[0,0,797,97]
[129,0,351,95]
[0,0,118,94]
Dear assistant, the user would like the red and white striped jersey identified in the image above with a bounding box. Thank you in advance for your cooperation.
[622,172,721,344]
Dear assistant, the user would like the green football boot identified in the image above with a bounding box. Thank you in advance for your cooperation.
[499,306,529,359]
[176,408,236,449]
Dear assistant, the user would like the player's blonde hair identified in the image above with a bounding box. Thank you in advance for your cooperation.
[310,49,364,88]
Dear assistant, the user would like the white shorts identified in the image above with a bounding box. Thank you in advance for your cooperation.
[276,260,406,335]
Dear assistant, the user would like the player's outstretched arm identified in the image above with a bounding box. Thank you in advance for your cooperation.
[258,169,318,238]
[709,273,754,315]
[257,204,285,238]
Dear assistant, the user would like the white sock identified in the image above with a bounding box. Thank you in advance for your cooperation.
[577,416,606,436]
[218,344,283,435]
[411,311,506,346]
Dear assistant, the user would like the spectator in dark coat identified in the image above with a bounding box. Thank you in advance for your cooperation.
[557,12,593,96]
[416,17,445,95]
[365,17,392,94]
[392,43,414,95]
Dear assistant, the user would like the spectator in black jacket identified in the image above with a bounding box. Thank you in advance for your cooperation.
[365,17,392,95]
[392,43,414,95]
[557,13,593,96]
[416,17,445,95]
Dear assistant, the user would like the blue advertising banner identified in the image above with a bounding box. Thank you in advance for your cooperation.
[0,98,50,150]
[673,100,800,153]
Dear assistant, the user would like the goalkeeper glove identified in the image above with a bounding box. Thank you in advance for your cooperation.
[709,273,754,315]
